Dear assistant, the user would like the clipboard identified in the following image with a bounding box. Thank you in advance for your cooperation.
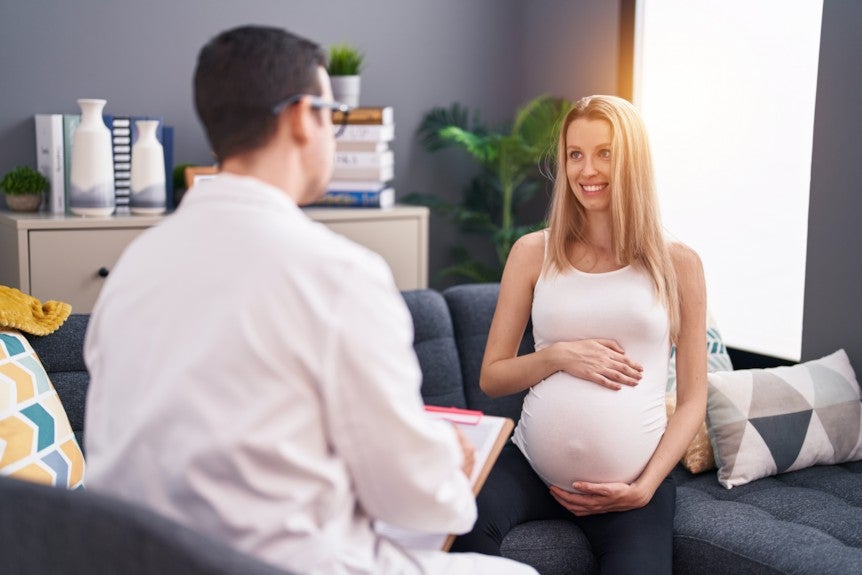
[436,410,514,551]
[374,407,514,552]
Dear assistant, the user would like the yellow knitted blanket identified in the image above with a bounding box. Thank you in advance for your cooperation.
[0,286,71,336]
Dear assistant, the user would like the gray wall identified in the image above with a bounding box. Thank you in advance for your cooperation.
[0,0,617,287]
[802,0,862,367]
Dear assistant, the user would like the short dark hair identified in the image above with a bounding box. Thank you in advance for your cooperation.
[193,25,327,161]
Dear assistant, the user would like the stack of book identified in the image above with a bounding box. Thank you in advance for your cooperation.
[311,106,395,208]
[34,113,174,215]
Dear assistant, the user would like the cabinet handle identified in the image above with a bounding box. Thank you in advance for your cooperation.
[97,267,110,278]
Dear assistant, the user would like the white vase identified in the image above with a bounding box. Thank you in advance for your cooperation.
[130,120,166,215]
[330,75,361,108]
[69,99,115,217]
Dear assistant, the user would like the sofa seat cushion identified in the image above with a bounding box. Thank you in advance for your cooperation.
[501,519,598,575]
[672,461,862,573]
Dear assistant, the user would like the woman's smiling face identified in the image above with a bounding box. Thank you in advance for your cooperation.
[566,118,612,213]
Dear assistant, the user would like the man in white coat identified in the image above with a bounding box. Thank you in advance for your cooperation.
[83,25,536,575]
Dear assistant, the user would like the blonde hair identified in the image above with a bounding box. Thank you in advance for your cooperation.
[544,95,680,341]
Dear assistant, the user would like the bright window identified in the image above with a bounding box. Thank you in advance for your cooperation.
[633,0,824,360]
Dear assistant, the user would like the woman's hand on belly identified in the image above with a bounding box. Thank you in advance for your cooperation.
[549,480,650,516]
[551,339,644,390]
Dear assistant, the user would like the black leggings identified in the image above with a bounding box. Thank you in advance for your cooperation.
[451,442,676,575]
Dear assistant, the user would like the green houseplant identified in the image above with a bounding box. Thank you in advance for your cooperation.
[328,43,364,107]
[1,165,49,212]
[405,94,572,283]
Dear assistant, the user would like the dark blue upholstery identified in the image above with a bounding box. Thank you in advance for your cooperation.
[4,287,861,574]
[671,462,862,574]
[0,475,292,575]
[443,283,533,422]
[402,289,467,408]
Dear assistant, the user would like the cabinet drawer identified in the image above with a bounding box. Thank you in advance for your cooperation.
[28,228,146,313]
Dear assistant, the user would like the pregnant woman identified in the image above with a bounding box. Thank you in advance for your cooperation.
[450,95,707,574]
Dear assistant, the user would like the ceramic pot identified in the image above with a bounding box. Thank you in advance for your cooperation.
[4,193,42,212]
[69,99,115,217]
[130,120,166,215]
[330,75,361,107]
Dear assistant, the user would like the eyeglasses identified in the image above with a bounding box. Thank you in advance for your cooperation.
[271,94,351,138]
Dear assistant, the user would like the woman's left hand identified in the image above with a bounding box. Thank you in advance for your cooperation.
[549,481,651,516]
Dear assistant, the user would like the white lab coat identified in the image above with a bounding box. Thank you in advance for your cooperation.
[84,174,534,575]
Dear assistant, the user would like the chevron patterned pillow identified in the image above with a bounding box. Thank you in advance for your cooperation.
[706,349,862,488]
[0,330,85,488]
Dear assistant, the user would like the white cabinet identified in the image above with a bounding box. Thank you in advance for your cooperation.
[0,205,428,313]
[303,205,429,292]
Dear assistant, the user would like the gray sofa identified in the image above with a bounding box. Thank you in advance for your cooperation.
[3,284,861,574]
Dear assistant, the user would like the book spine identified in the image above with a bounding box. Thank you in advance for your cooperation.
[336,124,395,142]
[161,125,174,209]
[110,116,131,212]
[332,163,394,182]
[34,114,65,213]
[327,180,390,192]
[334,150,394,168]
[62,114,82,212]
[311,188,394,208]
[333,106,393,125]
[335,141,390,153]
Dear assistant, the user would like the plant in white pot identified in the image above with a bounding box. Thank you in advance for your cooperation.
[328,43,363,107]
[1,166,50,212]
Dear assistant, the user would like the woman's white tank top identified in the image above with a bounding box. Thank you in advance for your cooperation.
[511,242,670,489]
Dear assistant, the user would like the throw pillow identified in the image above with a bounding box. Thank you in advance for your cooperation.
[707,349,862,489]
[0,329,85,488]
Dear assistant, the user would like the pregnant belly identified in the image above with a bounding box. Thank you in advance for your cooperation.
[512,371,665,489]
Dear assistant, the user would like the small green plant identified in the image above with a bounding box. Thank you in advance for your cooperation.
[0,166,49,196]
[328,43,364,76]
[404,94,572,283]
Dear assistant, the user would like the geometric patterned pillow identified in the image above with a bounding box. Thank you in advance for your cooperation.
[0,330,85,489]
[706,349,861,489]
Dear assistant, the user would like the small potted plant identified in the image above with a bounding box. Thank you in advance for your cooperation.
[1,166,49,212]
[328,43,364,107]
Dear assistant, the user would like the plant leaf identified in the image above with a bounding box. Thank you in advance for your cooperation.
[417,103,472,152]
[438,127,499,166]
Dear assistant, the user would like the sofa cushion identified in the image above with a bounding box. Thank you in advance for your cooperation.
[401,290,467,408]
[0,329,85,488]
[0,475,293,575]
[443,284,533,422]
[707,349,862,488]
[672,461,862,573]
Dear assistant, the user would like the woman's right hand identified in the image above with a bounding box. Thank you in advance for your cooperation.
[553,339,643,390]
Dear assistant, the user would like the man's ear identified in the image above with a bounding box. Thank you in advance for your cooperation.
[284,96,312,145]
